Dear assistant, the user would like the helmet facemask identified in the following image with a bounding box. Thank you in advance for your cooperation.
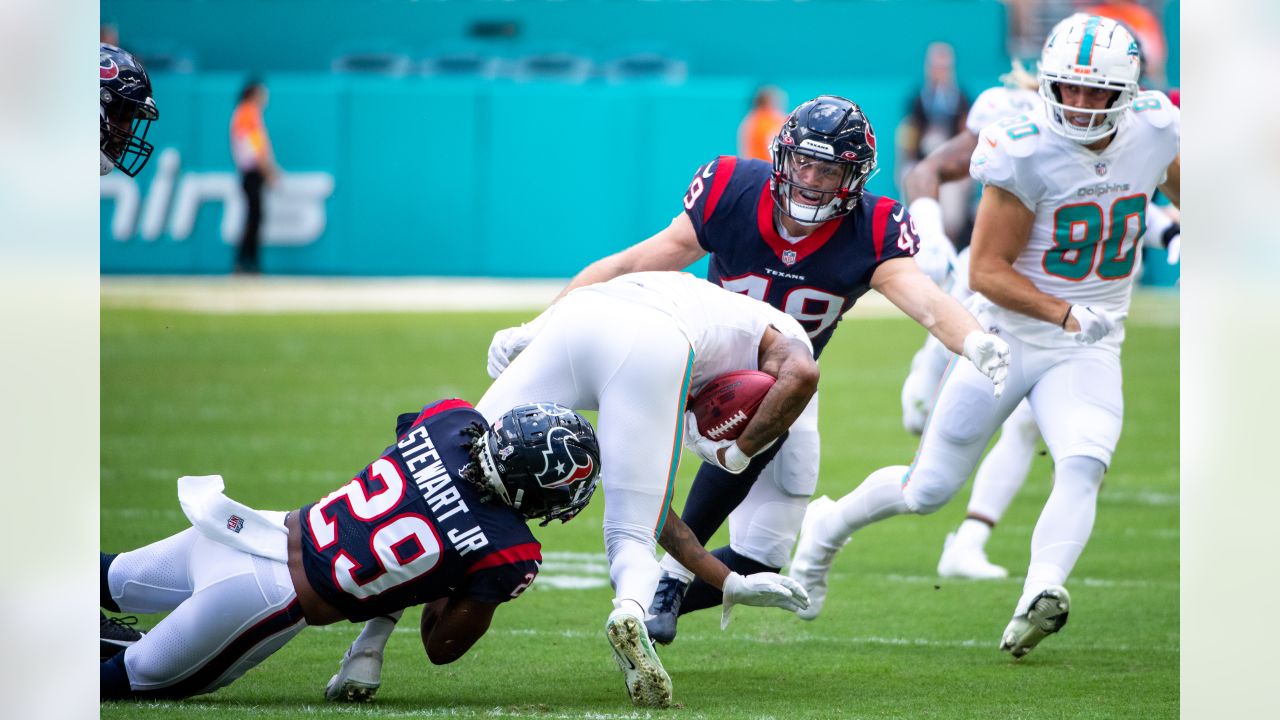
[100,92,158,177]
[769,95,878,225]
[771,148,871,225]
[1038,14,1141,145]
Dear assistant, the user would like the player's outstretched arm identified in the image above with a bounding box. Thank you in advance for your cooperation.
[656,508,808,621]
[420,596,499,665]
[871,256,981,355]
[552,213,707,302]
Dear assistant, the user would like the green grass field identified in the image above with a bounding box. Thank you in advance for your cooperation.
[101,303,1178,719]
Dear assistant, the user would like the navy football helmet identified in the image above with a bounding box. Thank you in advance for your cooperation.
[770,95,878,224]
[477,403,601,526]
[100,43,159,176]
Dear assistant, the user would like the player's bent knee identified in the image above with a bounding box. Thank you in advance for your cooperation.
[1055,453,1107,489]
[901,468,958,515]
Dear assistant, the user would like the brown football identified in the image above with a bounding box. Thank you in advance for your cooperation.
[688,370,775,441]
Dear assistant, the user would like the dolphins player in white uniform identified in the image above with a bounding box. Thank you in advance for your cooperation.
[789,14,1179,659]
[899,61,1044,581]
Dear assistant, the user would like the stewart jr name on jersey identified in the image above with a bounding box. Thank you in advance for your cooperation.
[968,90,1179,353]
[299,399,541,621]
[682,156,918,358]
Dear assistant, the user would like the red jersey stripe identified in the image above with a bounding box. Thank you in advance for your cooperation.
[414,398,473,425]
[703,156,738,223]
[870,197,895,262]
[466,541,543,573]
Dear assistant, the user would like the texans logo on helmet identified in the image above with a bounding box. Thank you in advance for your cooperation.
[534,426,595,489]
[864,122,876,152]
[101,54,119,80]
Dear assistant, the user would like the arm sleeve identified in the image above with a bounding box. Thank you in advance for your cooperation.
[460,558,540,605]
[682,156,737,253]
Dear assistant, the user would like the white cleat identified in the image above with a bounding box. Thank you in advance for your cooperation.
[324,647,383,702]
[1000,585,1071,659]
[605,608,672,708]
[937,532,1009,579]
[787,495,842,621]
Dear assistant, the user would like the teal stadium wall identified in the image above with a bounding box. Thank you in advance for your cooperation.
[102,0,1021,276]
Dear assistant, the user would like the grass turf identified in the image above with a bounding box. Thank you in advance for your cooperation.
[101,307,1178,719]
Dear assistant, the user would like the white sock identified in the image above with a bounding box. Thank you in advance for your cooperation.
[1014,455,1104,615]
[818,465,912,549]
[352,611,403,654]
[657,553,695,584]
[952,518,992,551]
[611,597,646,619]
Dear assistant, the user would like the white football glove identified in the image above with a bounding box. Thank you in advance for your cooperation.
[1068,305,1126,346]
[720,571,811,629]
[485,309,553,379]
[1165,232,1180,265]
[962,331,1010,398]
[684,411,750,474]
[907,198,958,288]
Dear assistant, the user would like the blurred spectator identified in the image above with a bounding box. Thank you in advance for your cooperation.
[737,86,786,162]
[898,42,971,245]
[229,79,279,275]
[100,23,120,46]
[1084,0,1168,88]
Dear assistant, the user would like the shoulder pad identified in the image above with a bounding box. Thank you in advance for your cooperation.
[980,114,1042,159]
[1129,90,1176,129]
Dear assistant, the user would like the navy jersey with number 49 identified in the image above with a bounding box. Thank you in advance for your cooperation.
[298,399,541,622]
[683,156,918,357]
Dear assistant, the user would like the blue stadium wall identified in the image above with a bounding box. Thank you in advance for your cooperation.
[101,0,1176,277]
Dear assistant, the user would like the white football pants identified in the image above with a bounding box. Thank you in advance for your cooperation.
[903,332,1122,514]
[477,290,692,615]
[107,527,307,697]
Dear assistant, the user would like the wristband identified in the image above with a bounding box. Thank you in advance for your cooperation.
[1060,305,1073,329]
[723,443,750,473]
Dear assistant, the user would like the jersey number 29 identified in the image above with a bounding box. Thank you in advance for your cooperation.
[308,457,444,599]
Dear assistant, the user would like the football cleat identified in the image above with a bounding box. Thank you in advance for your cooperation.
[937,532,1009,580]
[324,646,384,702]
[100,612,144,660]
[606,607,672,708]
[644,574,689,645]
[1000,585,1071,659]
[787,495,842,621]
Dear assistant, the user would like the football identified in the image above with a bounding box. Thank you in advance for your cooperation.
[688,370,775,442]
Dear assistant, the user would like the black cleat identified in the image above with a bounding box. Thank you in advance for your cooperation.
[101,612,144,660]
[644,574,689,645]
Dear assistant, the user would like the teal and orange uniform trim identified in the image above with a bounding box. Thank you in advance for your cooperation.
[654,346,695,539]
[1076,15,1102,66]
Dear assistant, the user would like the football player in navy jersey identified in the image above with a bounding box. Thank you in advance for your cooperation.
[484,95,1011,645]
[100,400,600,701]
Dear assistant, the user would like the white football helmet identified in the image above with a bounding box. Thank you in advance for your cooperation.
[1038,14,1141,144]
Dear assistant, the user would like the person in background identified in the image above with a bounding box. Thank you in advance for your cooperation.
[230,79,279,275]
[737,86,787,162]
[898,42,972,245]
